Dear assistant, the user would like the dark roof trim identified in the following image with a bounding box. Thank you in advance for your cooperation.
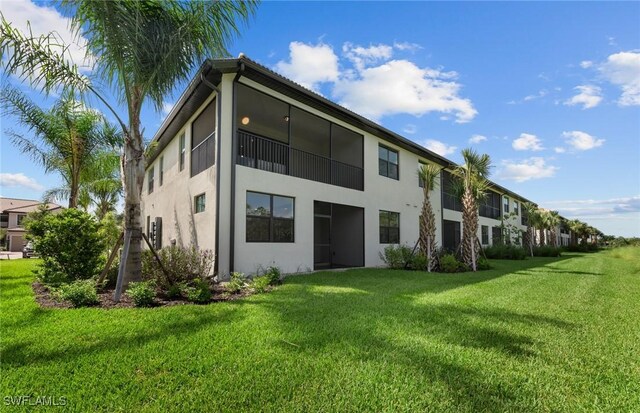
[148,56,535,205]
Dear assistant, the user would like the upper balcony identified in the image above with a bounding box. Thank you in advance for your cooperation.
[235,83,364,191]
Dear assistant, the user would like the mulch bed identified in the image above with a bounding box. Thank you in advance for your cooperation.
[32,282,259,309]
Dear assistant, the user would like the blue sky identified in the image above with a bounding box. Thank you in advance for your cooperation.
[1,1,639,236]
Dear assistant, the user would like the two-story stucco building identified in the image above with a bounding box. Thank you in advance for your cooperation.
[142,56,531,277]
[0,198,62,251]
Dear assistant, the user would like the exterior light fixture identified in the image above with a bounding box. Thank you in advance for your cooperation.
[241,116,250,125]
[283,115,290,122]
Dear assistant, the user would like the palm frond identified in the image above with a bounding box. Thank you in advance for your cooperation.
[417,163,441,192]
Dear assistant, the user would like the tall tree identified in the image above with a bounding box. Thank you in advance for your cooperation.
[417,163,440,272]
[456,149,491,272]
[522,202,540,256]
[1,1,257,284]
[546,210,561,247]
[1,87,120,208]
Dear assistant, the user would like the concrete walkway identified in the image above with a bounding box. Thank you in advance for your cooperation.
[0,252,23,260]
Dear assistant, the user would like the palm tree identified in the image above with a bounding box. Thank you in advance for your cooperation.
[1,87,120,208]
[456,149,491,272]
[1,1,257,285]
[417,163,441,272]
[522,202,540,256]
[546,210,561,247]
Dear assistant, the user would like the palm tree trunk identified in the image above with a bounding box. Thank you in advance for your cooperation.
[461,189,478,271]
[419,188,436,272]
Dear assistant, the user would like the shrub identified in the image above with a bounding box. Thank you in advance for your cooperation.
[142,245,214,291]
[182,279,212,304]
[263,266,282,285]
[126,281,156,307]
[409,253,429,271]
[483,244,527,260]
[27,209,105,286]
[226,272,248,294]
[251,275,271,293]
[477,256,491,270]
[380,244,413,269]
[532,246,562,257]
[564,243,599,253]
[57,280,99,307]
[439,254,462,273]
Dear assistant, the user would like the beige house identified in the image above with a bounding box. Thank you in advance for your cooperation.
[142,55,533,278]
[0,198,63,251]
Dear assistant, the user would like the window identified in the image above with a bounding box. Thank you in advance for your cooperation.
[146,216,151,238]
[521,208,529,226]
[0,214,8,228]
[179,133,186,172]
[378,145,399,180]
[479,191,501,219]
[17,214,26,226]
[194,193,206,213]
[481,225,489,245]
[191,99,216,177]
[442,170,462,212]
[514,201,519,216]
[159,156,164,186]
[379,210,400,244]
[418,161,427,188]
[492,226,502,245]
[148,166,154,194]
[503,196,510,214]
[246,191,294,242]
[443,220,461,252]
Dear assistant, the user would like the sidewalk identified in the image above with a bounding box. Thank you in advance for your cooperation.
[0,252,23,260]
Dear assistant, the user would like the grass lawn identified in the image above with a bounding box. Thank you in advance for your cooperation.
[1,248,639,412]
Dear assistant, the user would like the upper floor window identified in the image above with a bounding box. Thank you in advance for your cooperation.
[513,200,519,216]
[191,99,216,177]
[479,190,501,219]
[0,214,8,228]
[159,156,164,186]
[503,196,510,214]
[179,133,186,172]
[481,225,489,245]
[148,166,154,194]
[194,193,206,213]
[246,191,294,243]
[379,210,400,244]
[378,145,398,180]
[442,170,462,212]
[17,214,26,226]
[237,84,289,144]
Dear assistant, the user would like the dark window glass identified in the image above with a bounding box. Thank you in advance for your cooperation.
[479,190,501,219]
[331,124,363,168]
[379,210,400,244]
[0,214,8,227]
[159,156,164,186]
[290,107,330,157]
[514,201,519,216]
[17,214,26,226]
[378,145,399,180]
[503,196,510,214]
[179,133,186,172]
[191,99,216,177]
[246,191,294,242]
[443,220,461,252]
[148,166,154,194]
[492,226,502,245]
[237,84,289,144]
[481,225,489,245]
[521,208,529,226]
[442,170,462,212]
[146,216,151,238]
[194,193,206,213]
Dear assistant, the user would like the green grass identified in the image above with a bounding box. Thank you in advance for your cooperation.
[1,248,639,412]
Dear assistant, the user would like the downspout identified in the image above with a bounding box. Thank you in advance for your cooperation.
[439,167,446,248]
[199,66,222,276]
[229,62,245,273]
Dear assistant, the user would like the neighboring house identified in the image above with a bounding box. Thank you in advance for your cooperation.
[142,55,532,278]
[0,198,63,252]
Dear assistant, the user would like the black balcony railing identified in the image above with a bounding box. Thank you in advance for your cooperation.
[237,130,364,191]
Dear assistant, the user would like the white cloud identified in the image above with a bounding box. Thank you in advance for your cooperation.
[275,40,476,123]
[496,157,558,182]
[554,147,566,153]
[161,101,174,117]
[393,42,422,52]
[523,89,548,101]
[542,196,640,216]
[2,0,93,72]
[422,139,457,156]
[469,134,487,144]
[274,42,339,91]
[0,173,43,191]
[403,124,417,135]
[580,60,593,69]
[512,133,544,151]
[562,130,605,151]
[564,85,603,109]
[599,51,640,106]
[333,59,476,123]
